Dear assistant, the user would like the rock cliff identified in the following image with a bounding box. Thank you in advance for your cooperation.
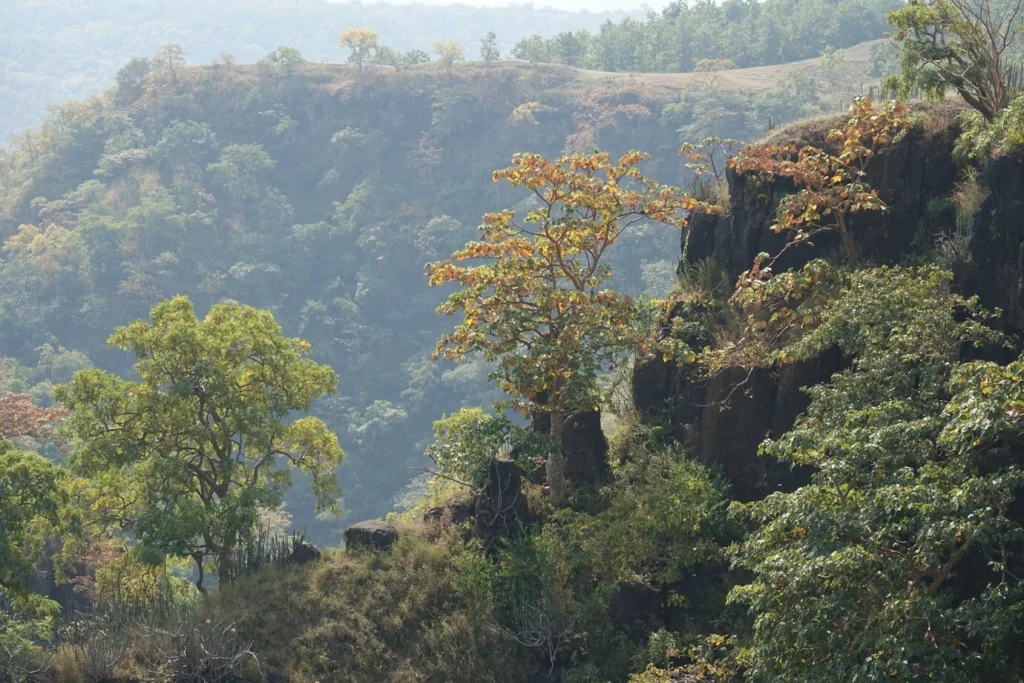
[634,101,1024,500]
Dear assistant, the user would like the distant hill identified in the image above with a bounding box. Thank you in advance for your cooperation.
[0,0,633,143]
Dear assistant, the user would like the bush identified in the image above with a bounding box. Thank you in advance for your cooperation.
[426,407,552,487]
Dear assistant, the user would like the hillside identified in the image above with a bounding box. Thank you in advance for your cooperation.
[306,38,882,96]
[0,43,873,541]
[8,1,1024,680]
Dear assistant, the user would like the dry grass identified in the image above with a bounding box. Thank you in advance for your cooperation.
[211,39,883,101]
[216,525,528,683]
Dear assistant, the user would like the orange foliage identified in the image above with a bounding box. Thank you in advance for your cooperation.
[0,392,66,442]
[729,98,910,267]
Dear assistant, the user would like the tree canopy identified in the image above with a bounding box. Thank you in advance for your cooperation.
[56,296,344,588]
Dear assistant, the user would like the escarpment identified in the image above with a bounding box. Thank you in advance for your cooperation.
[634,100,1024,501]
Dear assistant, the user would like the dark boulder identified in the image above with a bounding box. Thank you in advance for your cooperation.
[344,520,398,552]
[288,541,321,564]
[475,456,528,546]
[561,409,610,488]
[423,497,475,526]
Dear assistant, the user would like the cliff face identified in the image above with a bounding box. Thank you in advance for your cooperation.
[963,154,1024,334]
[634,101,1024,501]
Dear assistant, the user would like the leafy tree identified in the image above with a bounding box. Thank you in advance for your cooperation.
[730,98,910,266]
[375,46,430,71]
[339,28,379,72]
[0,441,67,678]
[481,31,500,63]
[0,393,64,441]
[512,34,550,65]
[886,0,1024,120]
[433,40,465,77]
[425,407,551,488]
[56,296,344,589]
[151,44,186,86]
[113,57,152,106]
[428,151,702,504]
[731,266,1024,683]
[262,46,306,75]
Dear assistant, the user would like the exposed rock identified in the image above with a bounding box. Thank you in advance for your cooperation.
[561,409,610,488]
[639,104,965,501]
[963,154,1024,332]
[609,580,661,631]
[474,456,528,545]
[344,520,398,552]
[288,541,321,564]
[423,497,474,526]
[684,103,964,282]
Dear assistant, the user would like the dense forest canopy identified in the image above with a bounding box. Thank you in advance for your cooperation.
[6,0,1024,681]
[0,25,875,538]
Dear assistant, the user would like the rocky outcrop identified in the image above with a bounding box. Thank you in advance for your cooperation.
[685,104,964,281]
[561,409,610,488]
[475,456,528,546]
[344,520,398,552]
[638,103,966,501]
[962,154,1024,333]
[423,497,475,526]
[288,541,322,564]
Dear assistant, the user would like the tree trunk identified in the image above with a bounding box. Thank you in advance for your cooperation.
[547,403,567,507]
[837,215,858,265]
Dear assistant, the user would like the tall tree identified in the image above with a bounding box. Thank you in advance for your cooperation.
[0,441,67,677]
[481,31,500,63]
[433,40,465,77]
[886,0,1024,120]
[339,28,379,72]
[56,296,344,589]
[428,151,702,504]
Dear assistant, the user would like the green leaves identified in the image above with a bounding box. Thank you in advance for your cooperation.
[57,296,343,585]
[730,266,1023,683]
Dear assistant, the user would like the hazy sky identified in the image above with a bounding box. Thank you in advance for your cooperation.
[333,0,662,15]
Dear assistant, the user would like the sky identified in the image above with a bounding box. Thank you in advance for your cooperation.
[329,0,663,14]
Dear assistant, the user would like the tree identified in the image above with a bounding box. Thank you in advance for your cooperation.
[339,28,379,72]
[113,57,152,106]
[731,266,1024,683]
[433,40,465,77]
[0,393,64,442]
[481,31,500,63]
[512,34,550,65]
[886,0,1024,120]
[729,98,909,267]
[428,151,704,504]
[375,46,430,71]
[262,46,306,75]
[56,296,344,589]
[0,441,67,677]
[151,44,186,86]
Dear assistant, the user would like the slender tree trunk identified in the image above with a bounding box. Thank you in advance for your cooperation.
[546,384,568,507]
[192,553,207,593]
[837,214,858,265]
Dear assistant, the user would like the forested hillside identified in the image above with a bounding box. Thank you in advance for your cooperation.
[6,0,1024,682]
[0,38,873,537]
[1,0,629,143]
[1,0,898,143]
